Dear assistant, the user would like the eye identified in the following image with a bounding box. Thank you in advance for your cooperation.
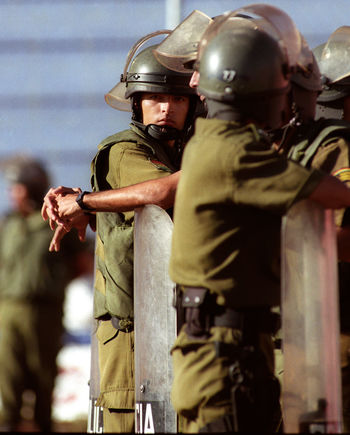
[149,94,159,100]
[174,96,187,103]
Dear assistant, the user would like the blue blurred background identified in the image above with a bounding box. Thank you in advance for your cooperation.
[1,0,349,215]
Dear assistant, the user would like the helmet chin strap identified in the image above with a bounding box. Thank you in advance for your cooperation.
[132,120,182,141]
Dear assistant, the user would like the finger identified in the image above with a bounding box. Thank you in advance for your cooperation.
[49,218,56,231]
[49,226,67,252]
[41,202,48,220]
[43,194,58,214]
[53,186,81,196]
[78,226,87,242]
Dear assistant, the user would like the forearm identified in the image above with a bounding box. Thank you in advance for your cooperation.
[308,174,350,209]
[85,171,180,212]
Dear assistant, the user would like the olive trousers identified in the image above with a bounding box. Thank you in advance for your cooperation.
[96,320,134,433]
[171,325,281,433]
[0,300,62,431]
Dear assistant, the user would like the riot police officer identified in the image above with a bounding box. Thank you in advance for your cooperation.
[42,33,199,433]
[312,27,350,431]
[167,20,350,433]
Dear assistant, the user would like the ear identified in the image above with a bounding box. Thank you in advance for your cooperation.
[131,95,142,122]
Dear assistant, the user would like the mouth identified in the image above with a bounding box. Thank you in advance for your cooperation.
[157,118,176,127]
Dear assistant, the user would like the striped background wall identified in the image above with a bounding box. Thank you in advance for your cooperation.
[0,0,348,214]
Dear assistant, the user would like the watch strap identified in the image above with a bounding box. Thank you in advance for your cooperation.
[75,191,93,211]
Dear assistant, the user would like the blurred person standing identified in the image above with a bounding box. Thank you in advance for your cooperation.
[52,237,95,427]
[0,157,83,432]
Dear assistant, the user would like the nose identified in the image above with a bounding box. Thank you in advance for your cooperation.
[160,96,173,114]
[190,71,200,89]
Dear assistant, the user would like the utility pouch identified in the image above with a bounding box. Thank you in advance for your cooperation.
[182,287,210,339]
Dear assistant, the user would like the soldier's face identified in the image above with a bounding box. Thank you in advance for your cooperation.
[9,183,29,213]
[141,93,190,130]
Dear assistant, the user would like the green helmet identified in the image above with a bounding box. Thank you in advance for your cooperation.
[198,27,289,102]
[105,31,195,112]
[197,26,290,129]
[154,4,302,75]
[104,32,199,142]
[4,157,50,207]
[314,26,350,106]
[123,45,195,99]
[105,30,201,141]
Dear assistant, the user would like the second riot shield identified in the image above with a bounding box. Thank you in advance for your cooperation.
[87,320,104,434]
[281,199,343,433]
[134,204,177,433]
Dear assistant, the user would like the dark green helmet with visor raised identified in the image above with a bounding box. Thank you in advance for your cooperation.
[105,31,198,142]
[153,5,302,130]
[197,24,291,129]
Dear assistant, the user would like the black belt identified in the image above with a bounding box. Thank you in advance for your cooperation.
[180,286,280,335]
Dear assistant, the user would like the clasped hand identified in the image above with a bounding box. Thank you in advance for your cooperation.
[41,186,92,252]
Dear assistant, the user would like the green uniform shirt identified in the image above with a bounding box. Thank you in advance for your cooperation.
[91,124,181,319]
[0,210,79,303]
[285,117,350,332]
[286,118,350,226]
[169,118,324,308]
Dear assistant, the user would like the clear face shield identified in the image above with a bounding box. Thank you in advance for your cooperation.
[314,28,350,106]
[104,30,171,112]
[317,26,350,85]
[154,4,302,75]
[153,10,212,73]
[197,4,301,72]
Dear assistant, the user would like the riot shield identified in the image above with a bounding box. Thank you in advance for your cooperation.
[281,199,343,433]
[87,320,103,433]
[134,204,177,433]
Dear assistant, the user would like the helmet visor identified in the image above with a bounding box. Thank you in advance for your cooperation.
[198,4,302,69]
[105,81,130,112]
[317,26,350,84]
[153,10,212,72]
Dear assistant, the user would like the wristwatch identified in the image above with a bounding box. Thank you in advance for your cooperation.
[75,191,93,211]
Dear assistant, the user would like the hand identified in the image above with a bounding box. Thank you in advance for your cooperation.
[42,186,81,230]
[56,193,84,221]
[49,214,91,252]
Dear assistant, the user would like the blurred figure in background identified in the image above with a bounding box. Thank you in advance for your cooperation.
[0,156,84,432]
[52,237,95,428]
